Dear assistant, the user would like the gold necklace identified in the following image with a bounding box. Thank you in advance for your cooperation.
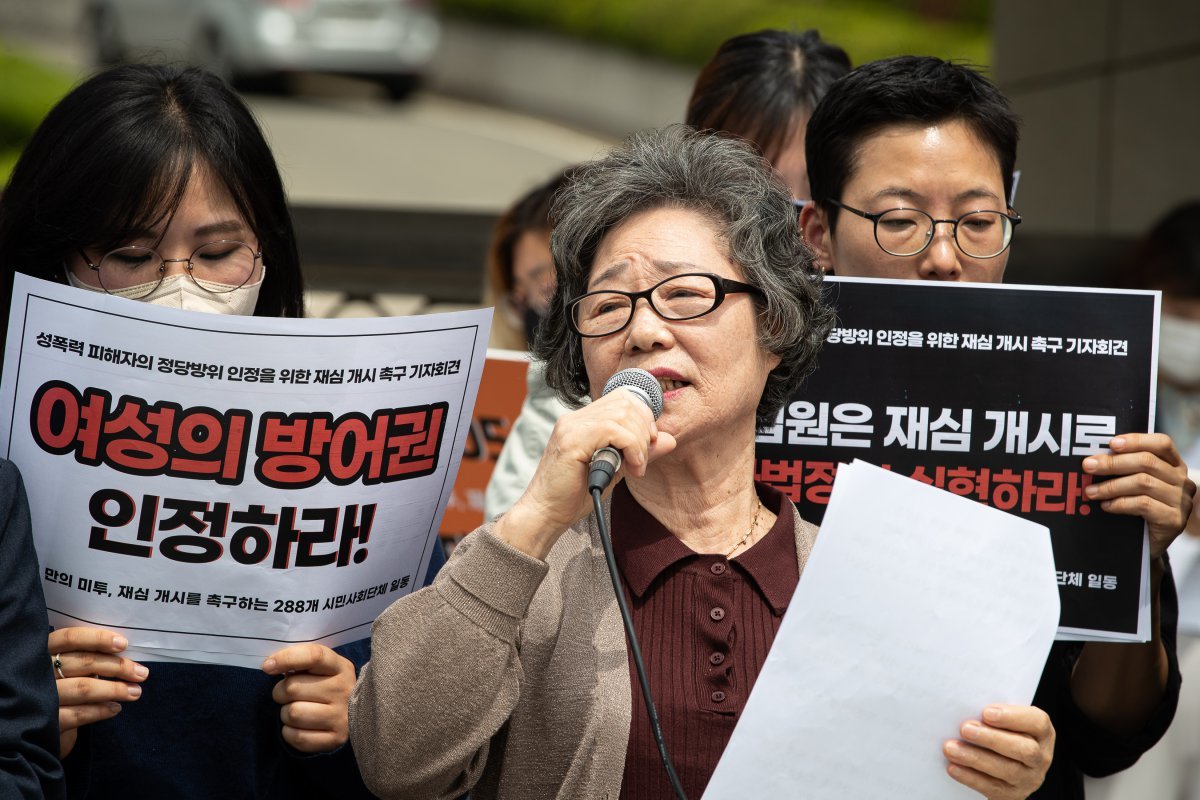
[724,499,762,558]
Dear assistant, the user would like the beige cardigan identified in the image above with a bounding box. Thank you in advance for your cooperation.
[349,497,819,800]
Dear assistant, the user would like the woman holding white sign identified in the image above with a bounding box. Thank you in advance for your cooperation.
[350,125,1057,800]
[0,64,442,799]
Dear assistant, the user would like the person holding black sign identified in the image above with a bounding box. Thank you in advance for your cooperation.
[799,55,1194,799]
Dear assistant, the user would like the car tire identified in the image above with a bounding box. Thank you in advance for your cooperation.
[382,74,421,101]
[90,5,124,66]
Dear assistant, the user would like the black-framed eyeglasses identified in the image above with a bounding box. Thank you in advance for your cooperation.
[827,199,1021,259]
[568,272,763,338]
[77,240,263,298]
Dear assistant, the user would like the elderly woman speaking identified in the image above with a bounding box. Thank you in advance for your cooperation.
[349,126,1055,800]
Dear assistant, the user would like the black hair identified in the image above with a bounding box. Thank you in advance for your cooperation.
[806,55,1020,233]
[686,29,851,164]
[0,63,303,353]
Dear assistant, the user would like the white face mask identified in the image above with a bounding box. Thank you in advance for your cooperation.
[1160,313,1200,386]
[66,267,265,316]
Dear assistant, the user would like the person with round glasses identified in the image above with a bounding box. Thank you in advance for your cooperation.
[0,63,441,800]
[350,125,1056,800]
[75,239,262,299]
[801,55,1193,799]
[822,199,1020,261]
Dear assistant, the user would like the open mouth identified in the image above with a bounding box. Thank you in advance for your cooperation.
[657,377,687,394]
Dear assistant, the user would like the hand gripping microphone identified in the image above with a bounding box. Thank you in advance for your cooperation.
[587,368,664,492]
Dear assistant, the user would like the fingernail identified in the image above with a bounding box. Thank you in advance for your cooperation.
[262,658,276,673]
[106,702,122,714]
[1111,437,1126,449]
[1083,458,1098,471]
[983,705,1003,722]
[1085,485,1099,498]
[134,664,149,679]
[962,722,982,739]
[112,635,128,650]
[127,685,142,699]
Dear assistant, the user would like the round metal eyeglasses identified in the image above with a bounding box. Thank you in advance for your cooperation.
[828,199,1021,259]
[568,272,764,338]
[77,240,263,298]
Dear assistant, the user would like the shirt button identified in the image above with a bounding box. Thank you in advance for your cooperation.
[710,562,727,575]
[712,691,727,703]
[709,652,725,665]
[709,607,726,621]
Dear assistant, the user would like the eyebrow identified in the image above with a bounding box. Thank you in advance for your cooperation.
[110,219,249,245]
[588,259,696,289]
[194,220,250,238]
[871,187,1003,205]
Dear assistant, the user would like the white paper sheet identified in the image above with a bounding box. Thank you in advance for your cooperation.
[704,460,1060,799]
[1,274,490,665]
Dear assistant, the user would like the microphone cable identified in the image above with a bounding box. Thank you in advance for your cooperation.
[591,485,689,800]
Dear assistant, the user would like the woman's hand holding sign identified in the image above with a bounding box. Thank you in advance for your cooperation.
[263,644,356,753]
[1082,433,1195,558]
[48,626,148,758]
[50,629,357,758]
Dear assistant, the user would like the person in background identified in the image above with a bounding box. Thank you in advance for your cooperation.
[1114,202,1200,473]
[1086,201,1200,800]
[482,168,577,519]
[0,458,64,799]
[685,28,851,205]
[0,63,443,798]
[483,168,574,352]
[799,55,1193,798]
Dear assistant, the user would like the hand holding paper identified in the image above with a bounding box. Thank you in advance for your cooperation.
[264,643,356,753]
[944,703,1055,799]
[48,626,148,758]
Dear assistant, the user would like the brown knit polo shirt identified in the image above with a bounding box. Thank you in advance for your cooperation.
[611,480,799,799]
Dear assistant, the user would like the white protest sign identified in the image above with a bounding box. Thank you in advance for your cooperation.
[1,274,489,667]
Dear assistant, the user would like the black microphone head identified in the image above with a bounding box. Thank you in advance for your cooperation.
[602,368,664,420]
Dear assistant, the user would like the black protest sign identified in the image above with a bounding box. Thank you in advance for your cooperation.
[755,277,1157,639]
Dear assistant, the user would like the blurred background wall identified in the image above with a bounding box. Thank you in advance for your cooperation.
[994,0,1200,284]
[0,0,1195,296]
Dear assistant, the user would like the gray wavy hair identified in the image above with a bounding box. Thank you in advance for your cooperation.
[532,124,834,430]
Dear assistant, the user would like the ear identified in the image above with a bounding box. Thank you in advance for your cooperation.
[799,203,835,274]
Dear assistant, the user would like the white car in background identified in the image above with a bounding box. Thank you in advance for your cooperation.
[85,0,441,98]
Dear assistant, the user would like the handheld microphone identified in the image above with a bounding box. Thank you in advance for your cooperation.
[585,368,687,798]
[587,368,664,492]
